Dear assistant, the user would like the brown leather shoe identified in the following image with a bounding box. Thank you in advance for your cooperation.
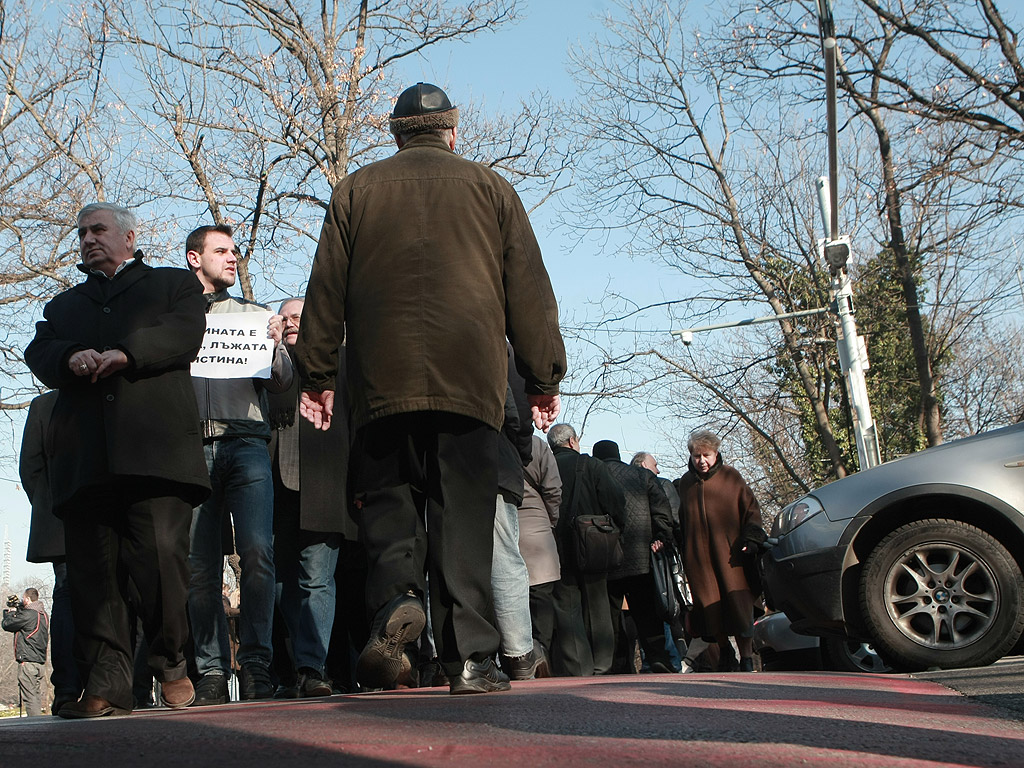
[160,677,196,709]
[58,695,131,719]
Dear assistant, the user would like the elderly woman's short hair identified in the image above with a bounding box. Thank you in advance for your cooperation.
[547,423,577,449]
[688,429,722,454]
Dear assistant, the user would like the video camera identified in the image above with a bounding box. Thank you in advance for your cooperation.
[5,594,20,609]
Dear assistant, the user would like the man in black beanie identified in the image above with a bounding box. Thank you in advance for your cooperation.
[592,439,675,673]
[295,83,566,694]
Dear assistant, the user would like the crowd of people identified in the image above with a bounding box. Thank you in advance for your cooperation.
[13,82,766,718]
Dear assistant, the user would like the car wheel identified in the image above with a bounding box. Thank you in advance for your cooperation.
[860,519,1024,670]
[820,637,893,674]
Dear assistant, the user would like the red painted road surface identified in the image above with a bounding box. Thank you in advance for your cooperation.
[2,672,1023,767]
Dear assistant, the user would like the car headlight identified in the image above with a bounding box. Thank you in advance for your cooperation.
[777,495,824,535]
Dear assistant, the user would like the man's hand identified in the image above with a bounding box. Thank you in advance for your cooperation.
[299,390,335,431]
[69,348,129,383]
[69,349,104,379]
[528,394,561,432]
[267,314,284,345]
[94,350,129,382]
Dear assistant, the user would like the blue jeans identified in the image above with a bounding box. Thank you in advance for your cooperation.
[491,495,534,658]
[274,489,340,675]
[189,437,275,675]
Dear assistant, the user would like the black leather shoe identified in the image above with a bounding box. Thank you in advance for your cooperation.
[356,592,425,689]
[449,658,511,695]
[191,673,229,706]
[501,645,549,681]
[297,668,333,697]
[240,663,274,700]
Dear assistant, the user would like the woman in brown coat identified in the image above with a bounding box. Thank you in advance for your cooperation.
[674,430,765,672]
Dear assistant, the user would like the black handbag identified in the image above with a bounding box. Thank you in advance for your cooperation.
[650,548,680,621]
[574,513,624,574]
[569,458,624,574]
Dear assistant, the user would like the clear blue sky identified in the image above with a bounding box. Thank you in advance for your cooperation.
[1,0,695,588]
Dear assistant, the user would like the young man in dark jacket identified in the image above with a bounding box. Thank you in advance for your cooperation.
[3,588,50,716]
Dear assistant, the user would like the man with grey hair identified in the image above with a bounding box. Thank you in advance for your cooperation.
[546,424,625,675]
[25,202,210,717]
[296,82,565,695]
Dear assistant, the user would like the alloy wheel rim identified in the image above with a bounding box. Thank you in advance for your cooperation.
[882,542,999,650]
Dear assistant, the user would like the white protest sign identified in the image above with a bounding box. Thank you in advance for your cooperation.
[191,310,275,379]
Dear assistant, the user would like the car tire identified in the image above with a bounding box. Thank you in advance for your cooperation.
[860,519,1024,671]
[820,637,893,674]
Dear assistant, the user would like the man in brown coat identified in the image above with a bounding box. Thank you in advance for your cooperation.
[295,83,565,694]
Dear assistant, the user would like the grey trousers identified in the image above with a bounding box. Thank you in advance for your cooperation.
[18,661,45,716]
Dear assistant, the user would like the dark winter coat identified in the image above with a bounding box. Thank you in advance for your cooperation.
[296,133,566,432]
[267,346,358,538]
[674,454,764,638]
[498,345,534,505]
[20,391,64,563]
[601,459,674,581]
[551,446,626,569]
[24,258,211,513]
[2,600,49,664]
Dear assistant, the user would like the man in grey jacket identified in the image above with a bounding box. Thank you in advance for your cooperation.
[186,224,293,704]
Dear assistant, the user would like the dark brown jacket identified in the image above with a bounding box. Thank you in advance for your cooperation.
[296,133,566,432]
[674,456,763,637]
[24,260,211,512]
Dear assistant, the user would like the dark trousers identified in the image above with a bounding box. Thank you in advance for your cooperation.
[608,572,673,670]
[63,481,192,711]
[50,562,81,698]
[529,581,556,653]
[326,539,370,692]
[550,569,615,675]
[352,412,500,677]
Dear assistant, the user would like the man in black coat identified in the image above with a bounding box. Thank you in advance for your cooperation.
[24,202,210,718]
[19,391,81,713]
[593,440,675,673]
[547,424,626,676]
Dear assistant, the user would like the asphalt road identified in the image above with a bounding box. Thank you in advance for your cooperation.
[2,658,1021,767]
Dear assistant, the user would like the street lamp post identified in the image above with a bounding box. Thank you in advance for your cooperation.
[816,0,880,470]
[671,1,881,471]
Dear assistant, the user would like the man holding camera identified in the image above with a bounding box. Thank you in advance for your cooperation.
[3,588,50,716]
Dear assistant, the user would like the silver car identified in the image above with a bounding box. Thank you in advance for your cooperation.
[761,421,1024,670]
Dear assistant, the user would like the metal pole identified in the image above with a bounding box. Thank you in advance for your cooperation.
[818,0,840,241]
[832,271,881,469]
[671,307,831,339]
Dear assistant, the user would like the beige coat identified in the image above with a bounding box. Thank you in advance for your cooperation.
[296,133,565,432]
